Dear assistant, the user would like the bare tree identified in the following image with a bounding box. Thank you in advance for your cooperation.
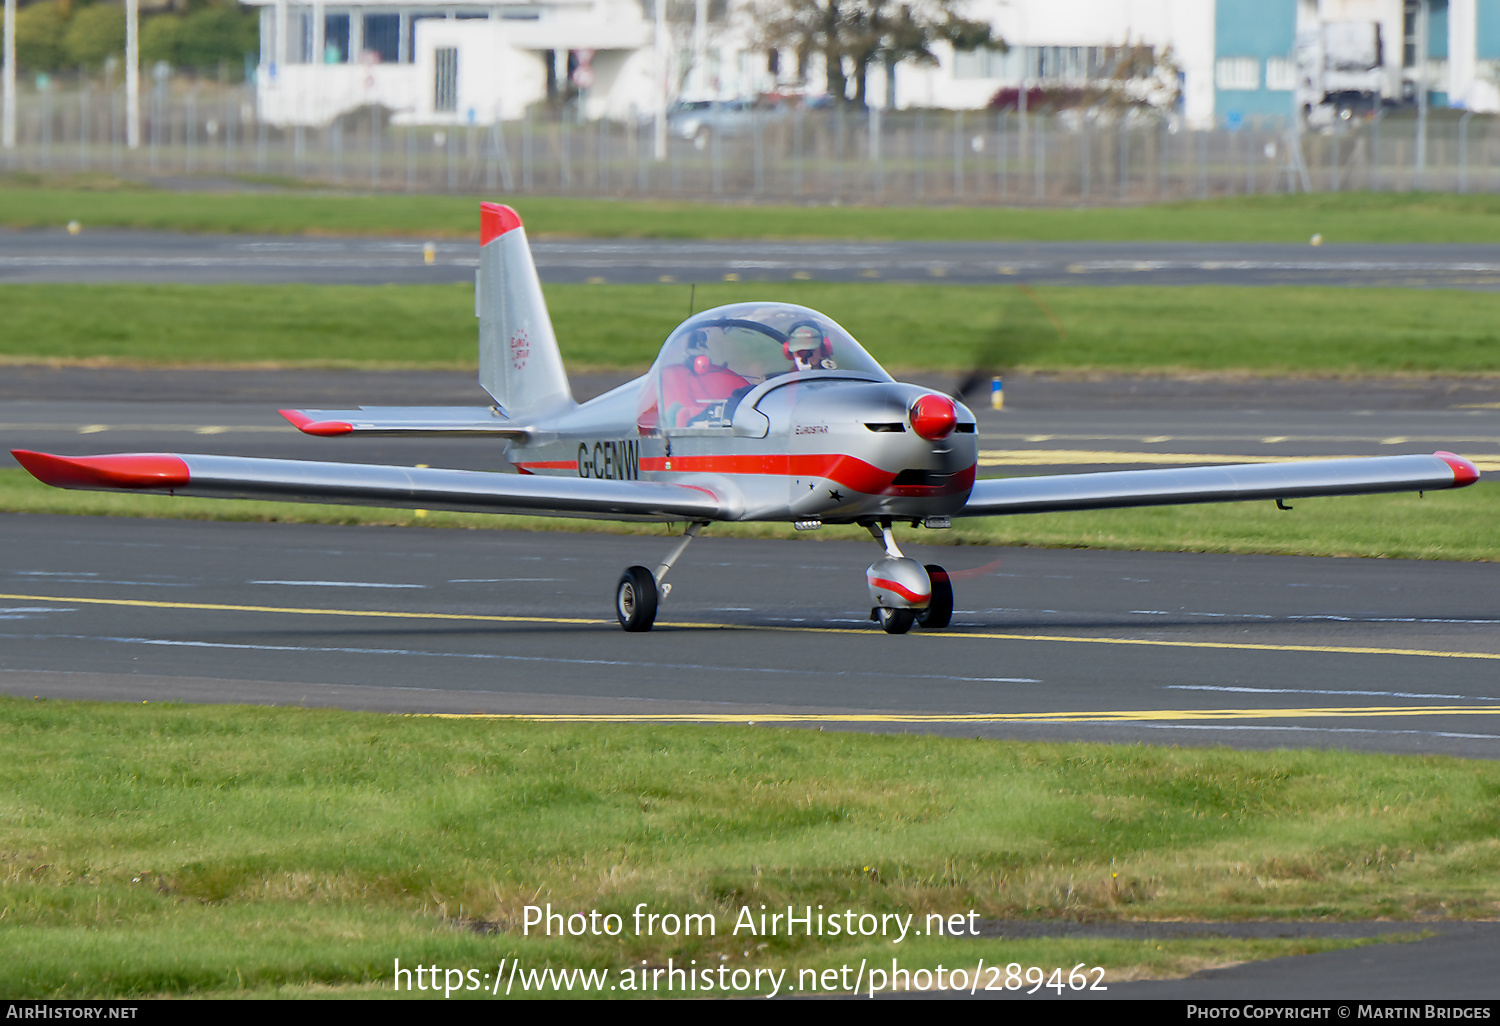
[757,0,996,107]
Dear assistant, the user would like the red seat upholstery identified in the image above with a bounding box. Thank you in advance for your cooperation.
[660,363,751,426]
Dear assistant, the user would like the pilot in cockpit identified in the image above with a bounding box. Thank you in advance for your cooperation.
[661,329,752,427]
[784,322,837,372]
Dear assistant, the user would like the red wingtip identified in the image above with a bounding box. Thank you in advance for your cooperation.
[1435,451,1480,487]
[480,203,523,246]
[11,450,190,490]
[279,409,354,437]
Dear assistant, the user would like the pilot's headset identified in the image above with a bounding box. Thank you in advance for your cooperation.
[783,322,833,371]
[685,329,712,375]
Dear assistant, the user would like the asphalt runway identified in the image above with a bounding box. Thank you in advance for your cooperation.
[4,512,1500,761]
[5,228,1500,289]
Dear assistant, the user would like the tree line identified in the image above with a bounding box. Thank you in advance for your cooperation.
[9,0,258,78]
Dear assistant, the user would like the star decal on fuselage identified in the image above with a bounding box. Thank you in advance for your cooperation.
[828,489,844,502]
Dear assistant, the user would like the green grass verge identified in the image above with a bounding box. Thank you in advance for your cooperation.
[3,697,1494,997]
[5,281,1500,376]
[5,178,1500,242]
[3,470,1494,562]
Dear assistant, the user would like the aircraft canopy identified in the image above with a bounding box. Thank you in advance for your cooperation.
[637,302,891,432]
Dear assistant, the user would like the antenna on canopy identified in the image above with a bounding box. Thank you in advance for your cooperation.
[688,283,696,317]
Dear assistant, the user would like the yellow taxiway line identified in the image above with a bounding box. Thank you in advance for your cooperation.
[431,706,1500,724]
[5,591,1499,663]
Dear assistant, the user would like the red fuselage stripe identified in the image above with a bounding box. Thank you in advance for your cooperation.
[637,453,975,496]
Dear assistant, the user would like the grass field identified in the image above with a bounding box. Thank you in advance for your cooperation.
[3,697,1495,997]
[4,178,1500,243]
[4,281,1500,377]
[3,470,1494,562]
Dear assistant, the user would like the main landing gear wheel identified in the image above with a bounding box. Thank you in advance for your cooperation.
[877,607,915,635]
[916,564,952,629]
[616,566,658,632]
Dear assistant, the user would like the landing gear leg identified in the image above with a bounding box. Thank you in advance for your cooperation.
[865,520,923,634]
[615,521,707,633]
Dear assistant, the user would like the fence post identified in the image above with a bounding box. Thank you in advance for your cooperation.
[1458,111,1473,193]
[1118,121,1129,200]
[186,88,196,173]
[77,79,89,171]
[1080,116,1090,199]
[952,109,962,199]
[914,110,923,200]
[597,116,607,195]
[1033,115,1044,200]
[997,110,1007,199]
[754,111,765,195]
[41,77,51,170]
[521,114,532,191]
[1196,129,1206,199]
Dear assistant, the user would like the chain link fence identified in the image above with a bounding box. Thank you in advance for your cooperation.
[4,83,1499,202]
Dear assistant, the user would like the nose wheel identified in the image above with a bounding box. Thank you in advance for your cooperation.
[876,607,916,634]
[865,521,954,634]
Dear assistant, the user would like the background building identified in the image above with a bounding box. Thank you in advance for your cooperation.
[241,0,1500,126]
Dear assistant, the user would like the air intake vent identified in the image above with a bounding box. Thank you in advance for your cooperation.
[892,469,950,487]
[865,422,905,432]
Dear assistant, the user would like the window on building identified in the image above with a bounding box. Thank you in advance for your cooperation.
[364,14,399,63]
[408,13,444,65]
[1265,56,1296,91]
[324,13,350,64]
[435,47,459,112]
[1216,57,1260,90]
[260,7,275,65]
[288,8,314,64]
[954,47,1000,79]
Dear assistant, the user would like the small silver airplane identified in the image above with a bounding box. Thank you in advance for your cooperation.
[11,203,1480,633]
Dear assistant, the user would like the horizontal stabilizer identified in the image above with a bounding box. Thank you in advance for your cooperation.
[959,453,1479,517]
[280,407,530,438]
[11,450,731,523]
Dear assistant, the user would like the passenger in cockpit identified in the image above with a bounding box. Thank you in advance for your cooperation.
[660,329,753,427]
[784,322,836,371]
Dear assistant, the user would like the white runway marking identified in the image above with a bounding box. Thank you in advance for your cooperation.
[249,580,426,589]
[1135,610,1500,625]
[1168,684,1500,703]
[1,632,1043,687]
[447,578,563,583]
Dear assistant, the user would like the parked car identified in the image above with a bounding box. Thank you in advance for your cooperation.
[667,100,785,148]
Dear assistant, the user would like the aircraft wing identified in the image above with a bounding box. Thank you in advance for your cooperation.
[279,407,531,438]
[957,452,1479,517]
[10,450,730,522]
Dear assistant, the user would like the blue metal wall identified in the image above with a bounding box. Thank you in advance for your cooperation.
[1430,0,1449,59]
[1479,0,1500,59]
[1214,0,1299,119]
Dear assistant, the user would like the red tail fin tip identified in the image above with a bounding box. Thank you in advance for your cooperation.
[480,203,524,246]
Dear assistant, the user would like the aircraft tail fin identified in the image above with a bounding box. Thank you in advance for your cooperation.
[476,203,574,418]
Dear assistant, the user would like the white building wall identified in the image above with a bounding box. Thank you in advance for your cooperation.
[890,0,1215,126]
